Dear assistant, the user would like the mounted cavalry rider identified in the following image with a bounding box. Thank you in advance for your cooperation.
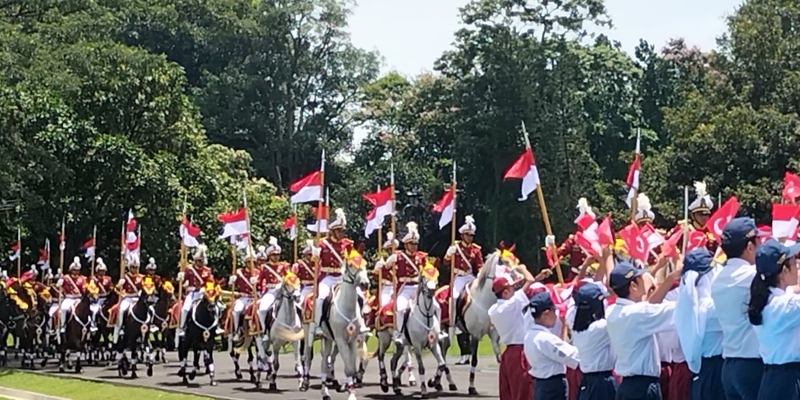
[56,257,88,333]
[374,232,399,312]
[143,257,162,287]
[90,258,113,331]
[176,244,215,338]
[113,253,143,343]
[229,247,258,341]
[257,237,288,331]
[445,214,482,361]
[291,239,316,304]
[668,181,719,252]
[312,208,371,335]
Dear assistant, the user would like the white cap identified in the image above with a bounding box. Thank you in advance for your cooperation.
[69,256,81,271]
[146,257,156,270]
[193,244,207,262]
[328,208,346,230]
[266,236,281,255]
[383,232,399,249]
[95,258,107,271]
[634,193,655,222]
[402,222,420,243]
[688,181,714,214]
[255,245,268,259]
[458,215,476,235]
[576,198,596,218]
[302,239,314,254]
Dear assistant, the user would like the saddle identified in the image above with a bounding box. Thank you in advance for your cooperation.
[168,301,182,329]
[433,285,471,327]
[301,283,343,324]
[106,300,140,328]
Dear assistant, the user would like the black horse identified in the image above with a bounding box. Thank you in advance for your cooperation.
[116,286,158,378]
[7,282,44,369]
[146,282,175,367]
[89,290,118,365]
[177,289,219,387]
[0,283,27,367]
[57,284,97,373]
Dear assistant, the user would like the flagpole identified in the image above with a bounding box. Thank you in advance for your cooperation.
[292,204,298,263]
[447,161,458,337]
[521,121,564,285]
[682,186,689,254]
[16,227,20,278]
[376,184,383,331]
[116,220,125,308]
[91,226,96,278]
[630,128,640,222]
[58,216,65,285]
[311,151,325,324]
[179,198,187,304]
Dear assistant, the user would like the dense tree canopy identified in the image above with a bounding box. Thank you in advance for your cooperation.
[0,0,796,275]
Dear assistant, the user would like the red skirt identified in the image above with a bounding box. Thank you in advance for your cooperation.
[668,361,691,400]
[567,367,583,400]
[499,345,533,400]
[660,362,673,400]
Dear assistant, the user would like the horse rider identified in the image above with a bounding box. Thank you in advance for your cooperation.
[386,222,446,344]
[548,198,595,282]
[90,258,113,332]
[257,237,288,331]
[229,248,258,340]
[292,239,316,305]
[374,232,398,316]
[143,257,162,287]
[445,215,482,364]
[56,257,88,333]
[176,244,216,338]
[668,181,718,252]
[113,254,143,344]
[634,193,660,266]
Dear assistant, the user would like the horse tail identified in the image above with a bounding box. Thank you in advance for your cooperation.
[273,325,305,342]
[358,337,373,359]
[234,334,251,354]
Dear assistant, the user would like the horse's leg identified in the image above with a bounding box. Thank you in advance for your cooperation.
[405,346,417,386]
[319,338,333,400]
[328,345,339,389]
[414,346,428,399]
[188,348,199,381]
[269,339,280,391]
[177,337,188,384]
[377,330,391,393]
[338,340,357,400]
[389,343,405,396]
[205,342,217,386]
[299,324,312,391]
[467,333,480,395]
[293,339,302,377]
[129,337,139,379]
[488,326,502,364]
[229,334,242,380]
[247,342,256,383]
[253,334,267,389]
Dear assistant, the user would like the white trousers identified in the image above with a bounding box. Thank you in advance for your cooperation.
[90,297,106,316]
[232,297,252,333]
[257,288,277,329]
[452,275,475,299]
[117,297,138,327]
[314,275,340,324]
[179,291,203,331]
[396,284,417,314]
[58,298,80,331]
[379,285,394,307]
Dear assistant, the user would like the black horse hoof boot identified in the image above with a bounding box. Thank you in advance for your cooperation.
[468,387,478,395]
[268,383,277,391]
[449,383,458,391]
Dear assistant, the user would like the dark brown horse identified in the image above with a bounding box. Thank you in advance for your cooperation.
[57,281,98,373]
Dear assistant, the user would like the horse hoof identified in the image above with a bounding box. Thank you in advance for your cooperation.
[234,370,243,380]
[409,378,417,387]
[182,377,189,385]
[249,374,256,383]
[322,397,331,400]
[254,381,261,389]
[39,360,47,368]
[210,380,218,387]
[420,393,428,399]
[177,367,185,377]
[468,387,477,395]
[147,365,153,377]
[380,382,388,393]
[131,371,138,379]
[449,384,457,391]
[268,383,277,391]
[393,389,403,397]
[299,379,309,392]
[188,371,196,381]
[435,383,443,391]
[59,366,65,373]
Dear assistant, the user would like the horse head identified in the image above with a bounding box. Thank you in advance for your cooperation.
[201,282,222,316]
[418,259,439,301]
[7,282,36,316]
[83,279,100,301]
[160,280,176,303]
[280,272,302,305]
[139,275,159,305]
[343,249,370,292]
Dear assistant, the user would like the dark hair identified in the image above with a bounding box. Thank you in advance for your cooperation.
[747,263,788,326]
[572,302,605,332]
[722,237,756,260]
[613,281,632,300]
[531,306,553,319]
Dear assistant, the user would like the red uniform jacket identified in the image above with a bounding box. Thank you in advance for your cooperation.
[61,274,87,298]
[92,275,113,297]
[184,266,214,290]
[391,251,427,284]
[119,273,143,296]
[233,268,255,295]
[258,262,287,292]
[374,263,394,285]
[556,235,585,280]
[667,222,719,254]
[445,241,483,276]
[318,237,353,277]
[292,259,315,286]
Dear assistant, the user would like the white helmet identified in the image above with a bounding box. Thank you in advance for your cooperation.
[458,215,476,235]
[402,222,420,243]
[266,236,281,255]
[69,256,81,271]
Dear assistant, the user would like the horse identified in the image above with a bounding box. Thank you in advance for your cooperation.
[0,281,29,367]
[223,294,259,384]
[91,290,118,365]
[437,249,519,395]
[177,283,220,387]
[302,252,371,400]
[373,262,456,398]
[57,280,99,373]
[115,279,159,378]
[7,281,44,369]
[247,273,304,390]
[146,280,175,364]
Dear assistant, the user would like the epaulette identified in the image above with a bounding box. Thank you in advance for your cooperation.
[471,243,481,249]
[342,238,354,245]
[418,251,428,256]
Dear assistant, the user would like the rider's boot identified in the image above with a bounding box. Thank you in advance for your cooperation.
[177,308,189,337]
[89,309,98,332]
[58,307,68,333]
[231,310,242,341]
[313,299,324,336]
[392,312,406,345]
[112,306,125,344]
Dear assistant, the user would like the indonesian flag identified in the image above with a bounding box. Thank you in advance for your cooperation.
[8,241,19,261]
[757,224,773,244]
[783,172,800,203]
[618,223,649,263]
[433,187,455,229]
[82,237,95,260]
[661,229,683,258]
[283,215,297,240]
[785,226,800,246]
[772,203,800,239]
[639,224,666,252]
[503,147,540,201]
[290,152,325,204]
[179,217,201,248]
[575,213,597,231]
[125,209,139,253]
[37,239,50,269]
[705,197,740,240]
[596,217,615,247]
[231,233,249,250]
[218,208,248,239]
[307,205,328,233]
[625,130,641,208]
[363,186,394,237]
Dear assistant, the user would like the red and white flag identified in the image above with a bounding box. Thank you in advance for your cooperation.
[757,224,773,245]
[289,151,325,204]
[179,217,201,248]
[785,226,800,246]
[363,186,393,237]
[596,217,615,247]
[625,129,641,208]
[218,208,248,239]
[661,229,683,258]
[618,223,648,263]
[705,197,740,240]
[230,233,249,250]
[503,147,540,201]
[125,209,139,254]
[433,187,455,229]
[37,239,50,268]
[772,203,800,239]
[82,237,95,260]
[783,172,800,203]
[283,215,297,240]
[8,241,19,261]
[307,205,329,233]
[639,223,666,252]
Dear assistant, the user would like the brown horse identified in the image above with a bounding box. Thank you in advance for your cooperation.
[58,281,99,373]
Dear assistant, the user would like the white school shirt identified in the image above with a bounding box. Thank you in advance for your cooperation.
[710,258,761,359]
[572,319,616,373]
[656,290,685,363]
[488,289,530,345]
[606,298,676,377]
[752,287,800,364]
[523,324,580,379]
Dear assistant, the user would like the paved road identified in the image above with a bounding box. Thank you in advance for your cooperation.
[30,350,500,400]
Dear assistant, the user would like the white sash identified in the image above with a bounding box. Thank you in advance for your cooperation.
[322,239,346,267]
[399,252,421,275]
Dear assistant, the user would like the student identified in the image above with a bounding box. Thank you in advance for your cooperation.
[747,238,800,399]
[571,282,616,400]
[674,248,725,400]
[488,264,536,400]
[606,260,682,400]
[524,290,580,400]
[710,217,763,400]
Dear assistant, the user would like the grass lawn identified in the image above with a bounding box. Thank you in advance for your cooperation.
[0,370,211,400]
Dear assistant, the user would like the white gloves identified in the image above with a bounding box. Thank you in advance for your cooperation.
[446,245,456,257]
[176,272,184,281]
[228,275,237,285]
[375,259,385,270]
[311,246,321,258]
[57,279,64,286]
[249,276,258,285]
[545,235,556,246]
[117,279,125,286]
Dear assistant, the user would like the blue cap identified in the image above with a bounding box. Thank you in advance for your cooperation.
[721,217,757,247]
[755,239,800,277]
[609,261,646,290]
[682,248,713,277]
[528,290,555,314]
[573,282,605,306]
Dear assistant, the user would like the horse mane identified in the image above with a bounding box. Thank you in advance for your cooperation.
[476,251,500,290]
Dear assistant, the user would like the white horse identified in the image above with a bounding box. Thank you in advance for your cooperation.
[440,250,516,394]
